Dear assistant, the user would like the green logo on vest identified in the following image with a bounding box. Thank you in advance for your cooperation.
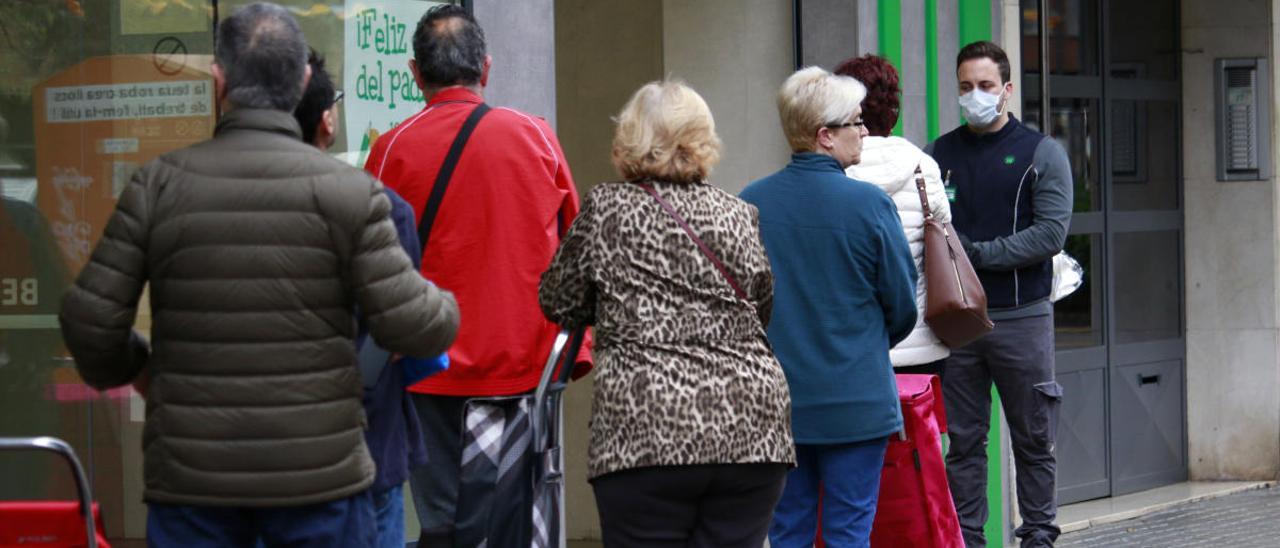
[1004,155,1016,165]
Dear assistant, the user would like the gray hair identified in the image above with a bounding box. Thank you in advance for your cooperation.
[215,3,309,111]
[777,66,867,153]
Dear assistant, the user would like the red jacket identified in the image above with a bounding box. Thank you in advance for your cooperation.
[365,88,590,396]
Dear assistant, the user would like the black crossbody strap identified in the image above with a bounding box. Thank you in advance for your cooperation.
[418,103,492,252]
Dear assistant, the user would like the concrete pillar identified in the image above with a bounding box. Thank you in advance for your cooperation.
[663,0,794,194]
[998,0,1023,120]
[936,0,960,133]
[799,0,861,69]
[554,0,665,539]
[554,0,663,196]
[899,0,928,144]
[473,0,558,125]
[1182,0,1280,481]
[858,1,879,57]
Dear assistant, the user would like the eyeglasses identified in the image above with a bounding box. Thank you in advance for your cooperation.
[825,120,866,130]
[333,90,345,104]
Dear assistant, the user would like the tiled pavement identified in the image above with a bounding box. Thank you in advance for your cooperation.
[1058,485,1280,547]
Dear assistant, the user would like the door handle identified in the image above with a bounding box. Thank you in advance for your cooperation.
[1138,374,1161,386]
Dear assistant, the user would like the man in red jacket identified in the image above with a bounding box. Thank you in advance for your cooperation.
[364,5,590,545]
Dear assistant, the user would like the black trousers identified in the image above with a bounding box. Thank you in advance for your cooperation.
[942,315,1062,548]
[592,463,789,548]
[408,393,474,547]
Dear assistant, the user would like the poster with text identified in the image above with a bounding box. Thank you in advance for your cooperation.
[34,55,215,274]
[343,0,447,167]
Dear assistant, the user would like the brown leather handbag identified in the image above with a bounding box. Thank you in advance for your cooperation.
[915,166,993,348]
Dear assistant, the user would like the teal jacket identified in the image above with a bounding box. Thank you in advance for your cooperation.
[740,153,917,444]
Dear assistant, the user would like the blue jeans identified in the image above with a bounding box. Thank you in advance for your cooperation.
[769,437,890,548]
[147,490,375,547]
[372,485,405,548]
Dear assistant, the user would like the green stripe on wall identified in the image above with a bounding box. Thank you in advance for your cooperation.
[942,0,998,542]
[956,5,1002,544]
[877,0,903,136]
[924,0,940,140]
[957,2,1002,540]
[958,0,993,46]
[987,390,1003,548]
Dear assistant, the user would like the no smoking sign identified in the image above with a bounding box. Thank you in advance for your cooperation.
[152,37,188,76]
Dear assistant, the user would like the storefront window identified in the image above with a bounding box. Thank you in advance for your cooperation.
[1021,0,1101,76]
[2,2,212,541]
[1,1,448,543]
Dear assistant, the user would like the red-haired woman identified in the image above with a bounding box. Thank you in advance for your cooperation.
[835,54,953,375]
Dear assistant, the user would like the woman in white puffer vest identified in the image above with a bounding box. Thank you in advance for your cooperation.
[838,55,953,373]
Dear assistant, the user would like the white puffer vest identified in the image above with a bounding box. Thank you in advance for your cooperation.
[847,136,953,366]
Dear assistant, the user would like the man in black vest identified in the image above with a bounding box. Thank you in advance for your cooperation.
[926,41,1072,548]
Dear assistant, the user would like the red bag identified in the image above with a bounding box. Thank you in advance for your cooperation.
[816,374,964,548]
[871,374,964,548]
[0,501,110,548]
[0,437,110,548]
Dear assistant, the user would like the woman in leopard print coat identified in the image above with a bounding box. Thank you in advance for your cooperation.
[539,81,795,547]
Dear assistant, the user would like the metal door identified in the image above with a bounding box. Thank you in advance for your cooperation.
[1020,0,1186,504]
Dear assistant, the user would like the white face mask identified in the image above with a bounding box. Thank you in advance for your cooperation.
[959,88,1006,127]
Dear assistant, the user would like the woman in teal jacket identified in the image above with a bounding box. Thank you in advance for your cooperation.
[740,66,918,548]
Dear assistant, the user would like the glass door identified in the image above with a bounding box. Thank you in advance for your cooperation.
[1021,0,1185,505]
[1,2,458,543]
[1,1,217,543]
[1022,0,1112,505]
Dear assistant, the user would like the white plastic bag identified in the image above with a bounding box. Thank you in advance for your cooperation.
[1051,251,1084,302]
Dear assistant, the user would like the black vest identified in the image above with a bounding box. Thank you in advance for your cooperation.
[930,116,1053,309]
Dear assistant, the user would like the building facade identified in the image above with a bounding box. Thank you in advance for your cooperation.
[1,0,1276,545]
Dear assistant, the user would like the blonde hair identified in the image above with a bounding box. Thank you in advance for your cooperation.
[612,80,722,184]
[777,66,867,152]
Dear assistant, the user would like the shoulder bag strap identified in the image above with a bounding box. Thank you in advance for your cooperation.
[417,103,492,253]
[914,165,933,220]
[634,181,748,301]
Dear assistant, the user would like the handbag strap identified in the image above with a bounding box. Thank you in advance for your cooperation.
[418,103,492,253]
[914,165,933,221]
[634,181,749,301]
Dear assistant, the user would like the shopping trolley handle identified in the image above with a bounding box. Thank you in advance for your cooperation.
[0,436,99,548]
[532,328,586,444]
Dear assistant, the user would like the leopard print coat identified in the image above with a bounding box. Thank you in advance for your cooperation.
[539,180,796,479]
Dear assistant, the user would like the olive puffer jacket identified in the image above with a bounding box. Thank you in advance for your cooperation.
[58,108,459,507]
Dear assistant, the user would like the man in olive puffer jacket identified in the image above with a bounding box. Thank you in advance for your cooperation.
[57,3,459,545]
